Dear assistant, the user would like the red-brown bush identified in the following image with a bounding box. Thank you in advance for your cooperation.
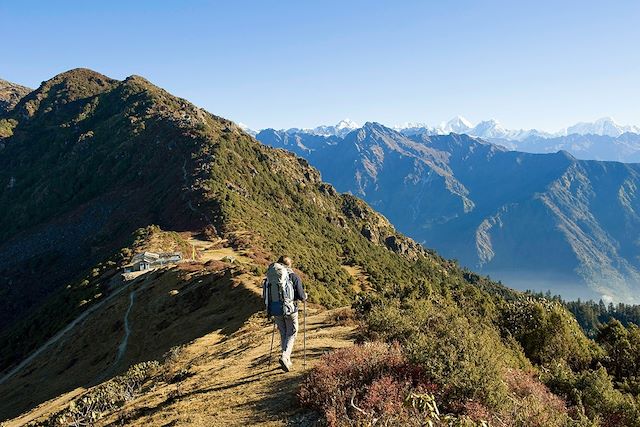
[298,342,436,426]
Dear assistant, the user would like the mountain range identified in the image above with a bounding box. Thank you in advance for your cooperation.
[257,123,640,303]
[394,115,640,140]
[247,117,640,162]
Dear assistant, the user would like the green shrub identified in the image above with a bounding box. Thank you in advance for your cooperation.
[500,298,599,370]
[544,363,640,426]
[362,296,521,411]
[597,319,640,388]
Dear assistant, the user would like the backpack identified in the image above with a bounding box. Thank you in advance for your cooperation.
[263,263,296,316]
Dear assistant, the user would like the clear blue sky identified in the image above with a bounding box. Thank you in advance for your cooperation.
[2,1,639,130]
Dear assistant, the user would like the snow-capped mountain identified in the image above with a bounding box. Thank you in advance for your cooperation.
[248,119,360,138]
[390,116,640,161]
[394,117,553,142]
[393,116,473,136]
[244,117,640,162]
[237,122,257,136]
[562,117,640,138]
[393,116,639,141]
[243,116,640,141]
[309,118,360,137]
[437,115,473,134]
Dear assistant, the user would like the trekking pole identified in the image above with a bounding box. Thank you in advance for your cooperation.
[303,300,307,369]
[269,319,276,366]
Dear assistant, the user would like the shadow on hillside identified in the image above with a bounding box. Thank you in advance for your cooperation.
[0,264,263,423]
[109,365,305,426]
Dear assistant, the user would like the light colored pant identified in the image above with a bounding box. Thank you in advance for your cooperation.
[274,311,298,361]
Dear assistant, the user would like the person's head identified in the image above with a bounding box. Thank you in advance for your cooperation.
[277,255,292,267]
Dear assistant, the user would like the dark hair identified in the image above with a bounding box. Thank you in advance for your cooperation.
[277,255,292,267]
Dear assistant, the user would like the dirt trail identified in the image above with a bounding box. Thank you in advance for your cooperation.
[5,269,357,426]
[95,287,139,383]
[98,304,355,427]
[0,275,134,387]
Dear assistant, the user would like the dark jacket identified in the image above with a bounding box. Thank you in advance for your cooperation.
[290,271,306,303]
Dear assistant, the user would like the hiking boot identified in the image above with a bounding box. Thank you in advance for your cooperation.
[278,357,290,372]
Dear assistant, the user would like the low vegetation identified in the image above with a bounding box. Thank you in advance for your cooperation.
[301,283,640,425]
[28,361,160,426]
[300,342,465,426]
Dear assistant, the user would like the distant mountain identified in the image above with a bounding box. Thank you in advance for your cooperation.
[257,123,640,302]
[564,117,640,138]
[391,116,640,162]
[309,118,360,137]
[394,116,639,141]
[514,132,640,162]
[237,122,257,136]
[264,117,640,162]
[0,78,31,113]
[392,116,552,141]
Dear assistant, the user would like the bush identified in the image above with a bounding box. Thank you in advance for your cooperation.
[299,342,436,426]
[362,296,522,411]
[597,319,640,388]
[500,298,599,370]
[502,369,570,427]
[544,363,640,427]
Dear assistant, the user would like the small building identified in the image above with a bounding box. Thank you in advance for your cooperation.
[123,251,182,273]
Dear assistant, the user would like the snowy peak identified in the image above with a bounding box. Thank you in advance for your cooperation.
[438,116,473,134]
[336,118,359,130]
[393,116,640,140]
[237,122,257,137]
[310,118,360,137]
[563,117,640,137]
[259,116,640,144]
[470,119,507,138]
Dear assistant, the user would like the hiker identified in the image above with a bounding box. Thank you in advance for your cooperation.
[263,256,307,372]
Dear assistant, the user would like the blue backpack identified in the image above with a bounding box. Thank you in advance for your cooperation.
[263,263,295,316]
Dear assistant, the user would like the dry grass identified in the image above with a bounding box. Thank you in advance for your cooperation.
[97,306,355,427]
[3,261,356,426]
[341,265,372,293]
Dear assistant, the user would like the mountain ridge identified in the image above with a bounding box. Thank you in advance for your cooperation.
[257,123,640,302]
[247,117,640,162]
[0,68,433,377]
[4,68,640,426]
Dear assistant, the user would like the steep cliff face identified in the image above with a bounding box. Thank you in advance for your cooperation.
[258,125,640,302]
